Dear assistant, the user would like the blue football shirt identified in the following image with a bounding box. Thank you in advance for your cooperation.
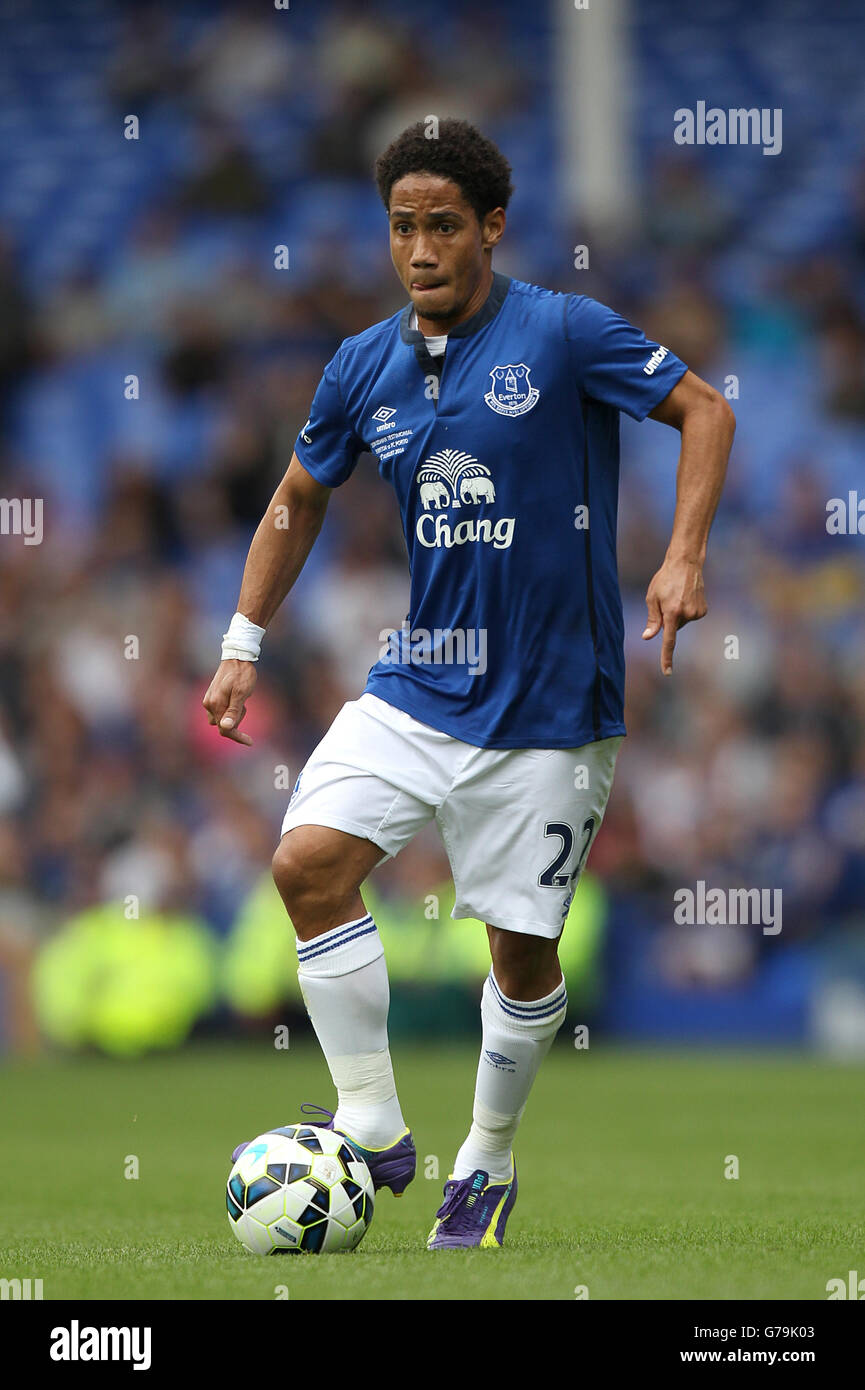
[294,273,687,749]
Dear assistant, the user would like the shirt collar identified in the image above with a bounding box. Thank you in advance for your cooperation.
[399,272,511,346]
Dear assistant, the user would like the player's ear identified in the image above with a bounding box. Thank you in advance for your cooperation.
[482,207,506,250]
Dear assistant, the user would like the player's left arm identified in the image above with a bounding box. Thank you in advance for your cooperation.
[643,369,736,675]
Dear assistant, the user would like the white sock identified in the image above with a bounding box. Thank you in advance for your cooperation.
[453,970,568,1183]
[296,913,406,1149]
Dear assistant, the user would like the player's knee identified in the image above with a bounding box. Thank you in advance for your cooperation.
[271,828,345,917]
[272,832,318,912]
[488,926,562,1000]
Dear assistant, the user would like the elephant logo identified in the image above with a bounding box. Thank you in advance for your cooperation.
[460,475,496,504]
[417,449,495,509]
[484,363,539,417]
[419,480,449,509]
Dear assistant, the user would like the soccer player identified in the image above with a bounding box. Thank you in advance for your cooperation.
[204,120,735,1249]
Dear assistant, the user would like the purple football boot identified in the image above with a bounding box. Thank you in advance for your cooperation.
[426,1158,518,1249]
[231,1104,416,1197]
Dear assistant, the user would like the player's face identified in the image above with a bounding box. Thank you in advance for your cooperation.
[388,174,504,329]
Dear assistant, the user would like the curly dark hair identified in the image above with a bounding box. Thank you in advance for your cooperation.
[374,118,514,223]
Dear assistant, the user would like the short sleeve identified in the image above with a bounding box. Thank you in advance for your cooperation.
[294,348,365,487]
[565,296,688,421]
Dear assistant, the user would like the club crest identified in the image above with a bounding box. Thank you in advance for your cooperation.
[484,363,539,417]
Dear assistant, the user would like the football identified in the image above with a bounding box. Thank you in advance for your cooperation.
[226,1124,375,1254]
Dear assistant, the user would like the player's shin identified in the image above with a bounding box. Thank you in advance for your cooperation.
[452,970,568,1183]
[296,915,407,1148]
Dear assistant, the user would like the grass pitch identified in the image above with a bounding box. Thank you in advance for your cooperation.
[0,1040,861,1300]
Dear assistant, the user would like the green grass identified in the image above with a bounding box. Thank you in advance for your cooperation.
[0,1041,862,1300]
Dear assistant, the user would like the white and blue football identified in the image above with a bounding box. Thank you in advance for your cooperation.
[226,1124,374,1255]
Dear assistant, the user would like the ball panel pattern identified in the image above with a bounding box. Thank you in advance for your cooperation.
[226,1125,375,1255]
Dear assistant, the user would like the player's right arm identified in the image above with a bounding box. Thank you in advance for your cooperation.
[202,452,331,745]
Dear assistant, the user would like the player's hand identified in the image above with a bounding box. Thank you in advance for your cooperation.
[202,660,258,745]
[642,556,707,676]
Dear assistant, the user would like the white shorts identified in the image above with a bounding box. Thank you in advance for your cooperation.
[281,693,622,940]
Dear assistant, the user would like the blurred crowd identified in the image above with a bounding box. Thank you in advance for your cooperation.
[0,1,864,1050]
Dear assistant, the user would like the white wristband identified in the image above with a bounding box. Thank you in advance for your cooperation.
[222,611,266,663]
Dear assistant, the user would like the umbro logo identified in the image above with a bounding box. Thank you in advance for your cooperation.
[372,406,397,432]
[643,346,669,376]
[484,1049,516,1070]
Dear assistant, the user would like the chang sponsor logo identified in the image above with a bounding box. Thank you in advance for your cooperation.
[415,449,515,550]
[417,513,515,550]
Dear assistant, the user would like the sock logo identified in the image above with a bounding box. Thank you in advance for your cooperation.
[484,1049,516,1072]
